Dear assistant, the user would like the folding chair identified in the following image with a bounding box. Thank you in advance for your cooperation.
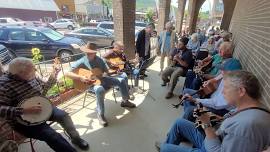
[82,86,117,108]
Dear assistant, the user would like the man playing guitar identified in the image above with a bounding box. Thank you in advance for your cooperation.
[0,57,89,152]
[65,42,136,127]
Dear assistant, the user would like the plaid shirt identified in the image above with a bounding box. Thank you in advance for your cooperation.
[0,73,56,120]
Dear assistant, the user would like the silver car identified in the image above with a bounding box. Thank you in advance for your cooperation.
[65,27,114,48]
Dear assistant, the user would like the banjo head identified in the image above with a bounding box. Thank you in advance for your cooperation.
[17,96,53,126]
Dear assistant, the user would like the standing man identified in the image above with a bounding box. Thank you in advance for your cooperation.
[65,43,136,127]
[135,23,155,77]
[158,22,177,74]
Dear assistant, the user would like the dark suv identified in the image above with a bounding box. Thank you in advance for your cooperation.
[0,26,85,61]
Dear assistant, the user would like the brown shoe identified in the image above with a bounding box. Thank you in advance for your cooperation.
[121,100,136,108]
[97,114,108,127]
[165,92,174,99]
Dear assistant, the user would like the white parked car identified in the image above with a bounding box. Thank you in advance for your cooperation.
[0,17,26,26]
[97,21,147,34]
[49,19,79,30]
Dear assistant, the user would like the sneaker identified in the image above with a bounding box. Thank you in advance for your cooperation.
[165,92,174,99]
[97,114,108,127]
[154,141,161,152]
[121,100,136,108]
[71,138,89,150]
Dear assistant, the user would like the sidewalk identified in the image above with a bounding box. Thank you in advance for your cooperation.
[19,58,186,152]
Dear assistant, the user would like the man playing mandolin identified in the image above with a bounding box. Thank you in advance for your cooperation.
[0,57,89,152]
[65,42,136,127]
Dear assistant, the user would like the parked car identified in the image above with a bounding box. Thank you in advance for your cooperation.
[65,27,114,48]
[49,19,79,30]
[97,21,114,33]
[0,26,85,61]
[97,21,147,34]
[0,17,26,26]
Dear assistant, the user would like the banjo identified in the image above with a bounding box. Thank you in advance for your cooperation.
[16,96,53,126]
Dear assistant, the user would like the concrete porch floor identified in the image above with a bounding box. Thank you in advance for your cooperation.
[18,58,186,152]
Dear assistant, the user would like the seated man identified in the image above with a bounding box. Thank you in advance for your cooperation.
[102,41,139,90]
[184,41,233,90]
[0,57,89,152]
[156,70,270,152]
[182,58,242,122]
[161,37,194,99]
[65,42,136,127]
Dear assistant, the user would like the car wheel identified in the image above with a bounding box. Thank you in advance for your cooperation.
[67,25,74,30]
[58,50,73,62]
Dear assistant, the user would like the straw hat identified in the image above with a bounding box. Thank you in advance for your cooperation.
[80,42,97,54]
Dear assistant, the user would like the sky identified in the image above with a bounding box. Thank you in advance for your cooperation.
[171,0,212,12]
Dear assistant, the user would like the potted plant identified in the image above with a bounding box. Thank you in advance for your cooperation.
[47,77,81,106]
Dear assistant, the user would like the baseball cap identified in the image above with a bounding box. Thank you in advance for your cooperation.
[216,58,242,71]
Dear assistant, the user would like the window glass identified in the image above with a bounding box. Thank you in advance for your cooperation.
[0,19,7,23]
[9,30,25,40]
[25,31,46,41]
[41,29,64,41]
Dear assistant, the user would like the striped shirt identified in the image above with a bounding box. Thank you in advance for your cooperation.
[0,73,56,120]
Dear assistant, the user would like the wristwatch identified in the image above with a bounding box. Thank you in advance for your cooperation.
[201,123,212,129]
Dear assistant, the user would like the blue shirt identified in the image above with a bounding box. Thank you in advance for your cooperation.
[196,80,233,110]
[159,31,172,53]
[70,55,109,73]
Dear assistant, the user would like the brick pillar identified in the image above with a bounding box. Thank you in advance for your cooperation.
[157,0,171,33]
[176,0,187,33]
[112,0,135,59]
[221,0,237,30]
[187,0,205,34]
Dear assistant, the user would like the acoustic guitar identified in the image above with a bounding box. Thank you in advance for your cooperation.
[72,68,102,91]
[108,57,125,72]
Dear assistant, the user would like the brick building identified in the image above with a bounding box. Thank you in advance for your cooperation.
[230,0,270,107]
[0,0,59,22]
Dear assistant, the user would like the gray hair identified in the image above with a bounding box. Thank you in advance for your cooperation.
[165,22,173,29]
[191,33,198,41]
[223,70,261,99]
[8,57,34,75]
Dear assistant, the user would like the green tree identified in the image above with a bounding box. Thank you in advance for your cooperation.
[102,0,112,8]
[145,9,154,23]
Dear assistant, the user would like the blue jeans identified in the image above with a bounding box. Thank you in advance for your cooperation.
[90,75,130,115]
[184,70,202,90]
[182,89,200,122]
[161,118,206,152]
[13,107,77,152]
[132,69,140,87]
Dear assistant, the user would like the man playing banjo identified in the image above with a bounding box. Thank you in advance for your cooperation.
[0,57,89,152]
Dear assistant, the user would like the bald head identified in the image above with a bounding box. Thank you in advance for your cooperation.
[8,57,36,80]
[219,42,233,58]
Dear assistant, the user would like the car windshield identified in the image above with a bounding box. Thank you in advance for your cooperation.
[41,29,64,41]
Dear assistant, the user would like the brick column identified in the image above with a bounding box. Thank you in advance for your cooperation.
[175,0,187,33]
[221,0,237,30]
[157,0,171,33]
[187,0,205,34]
[112,0,136,59]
